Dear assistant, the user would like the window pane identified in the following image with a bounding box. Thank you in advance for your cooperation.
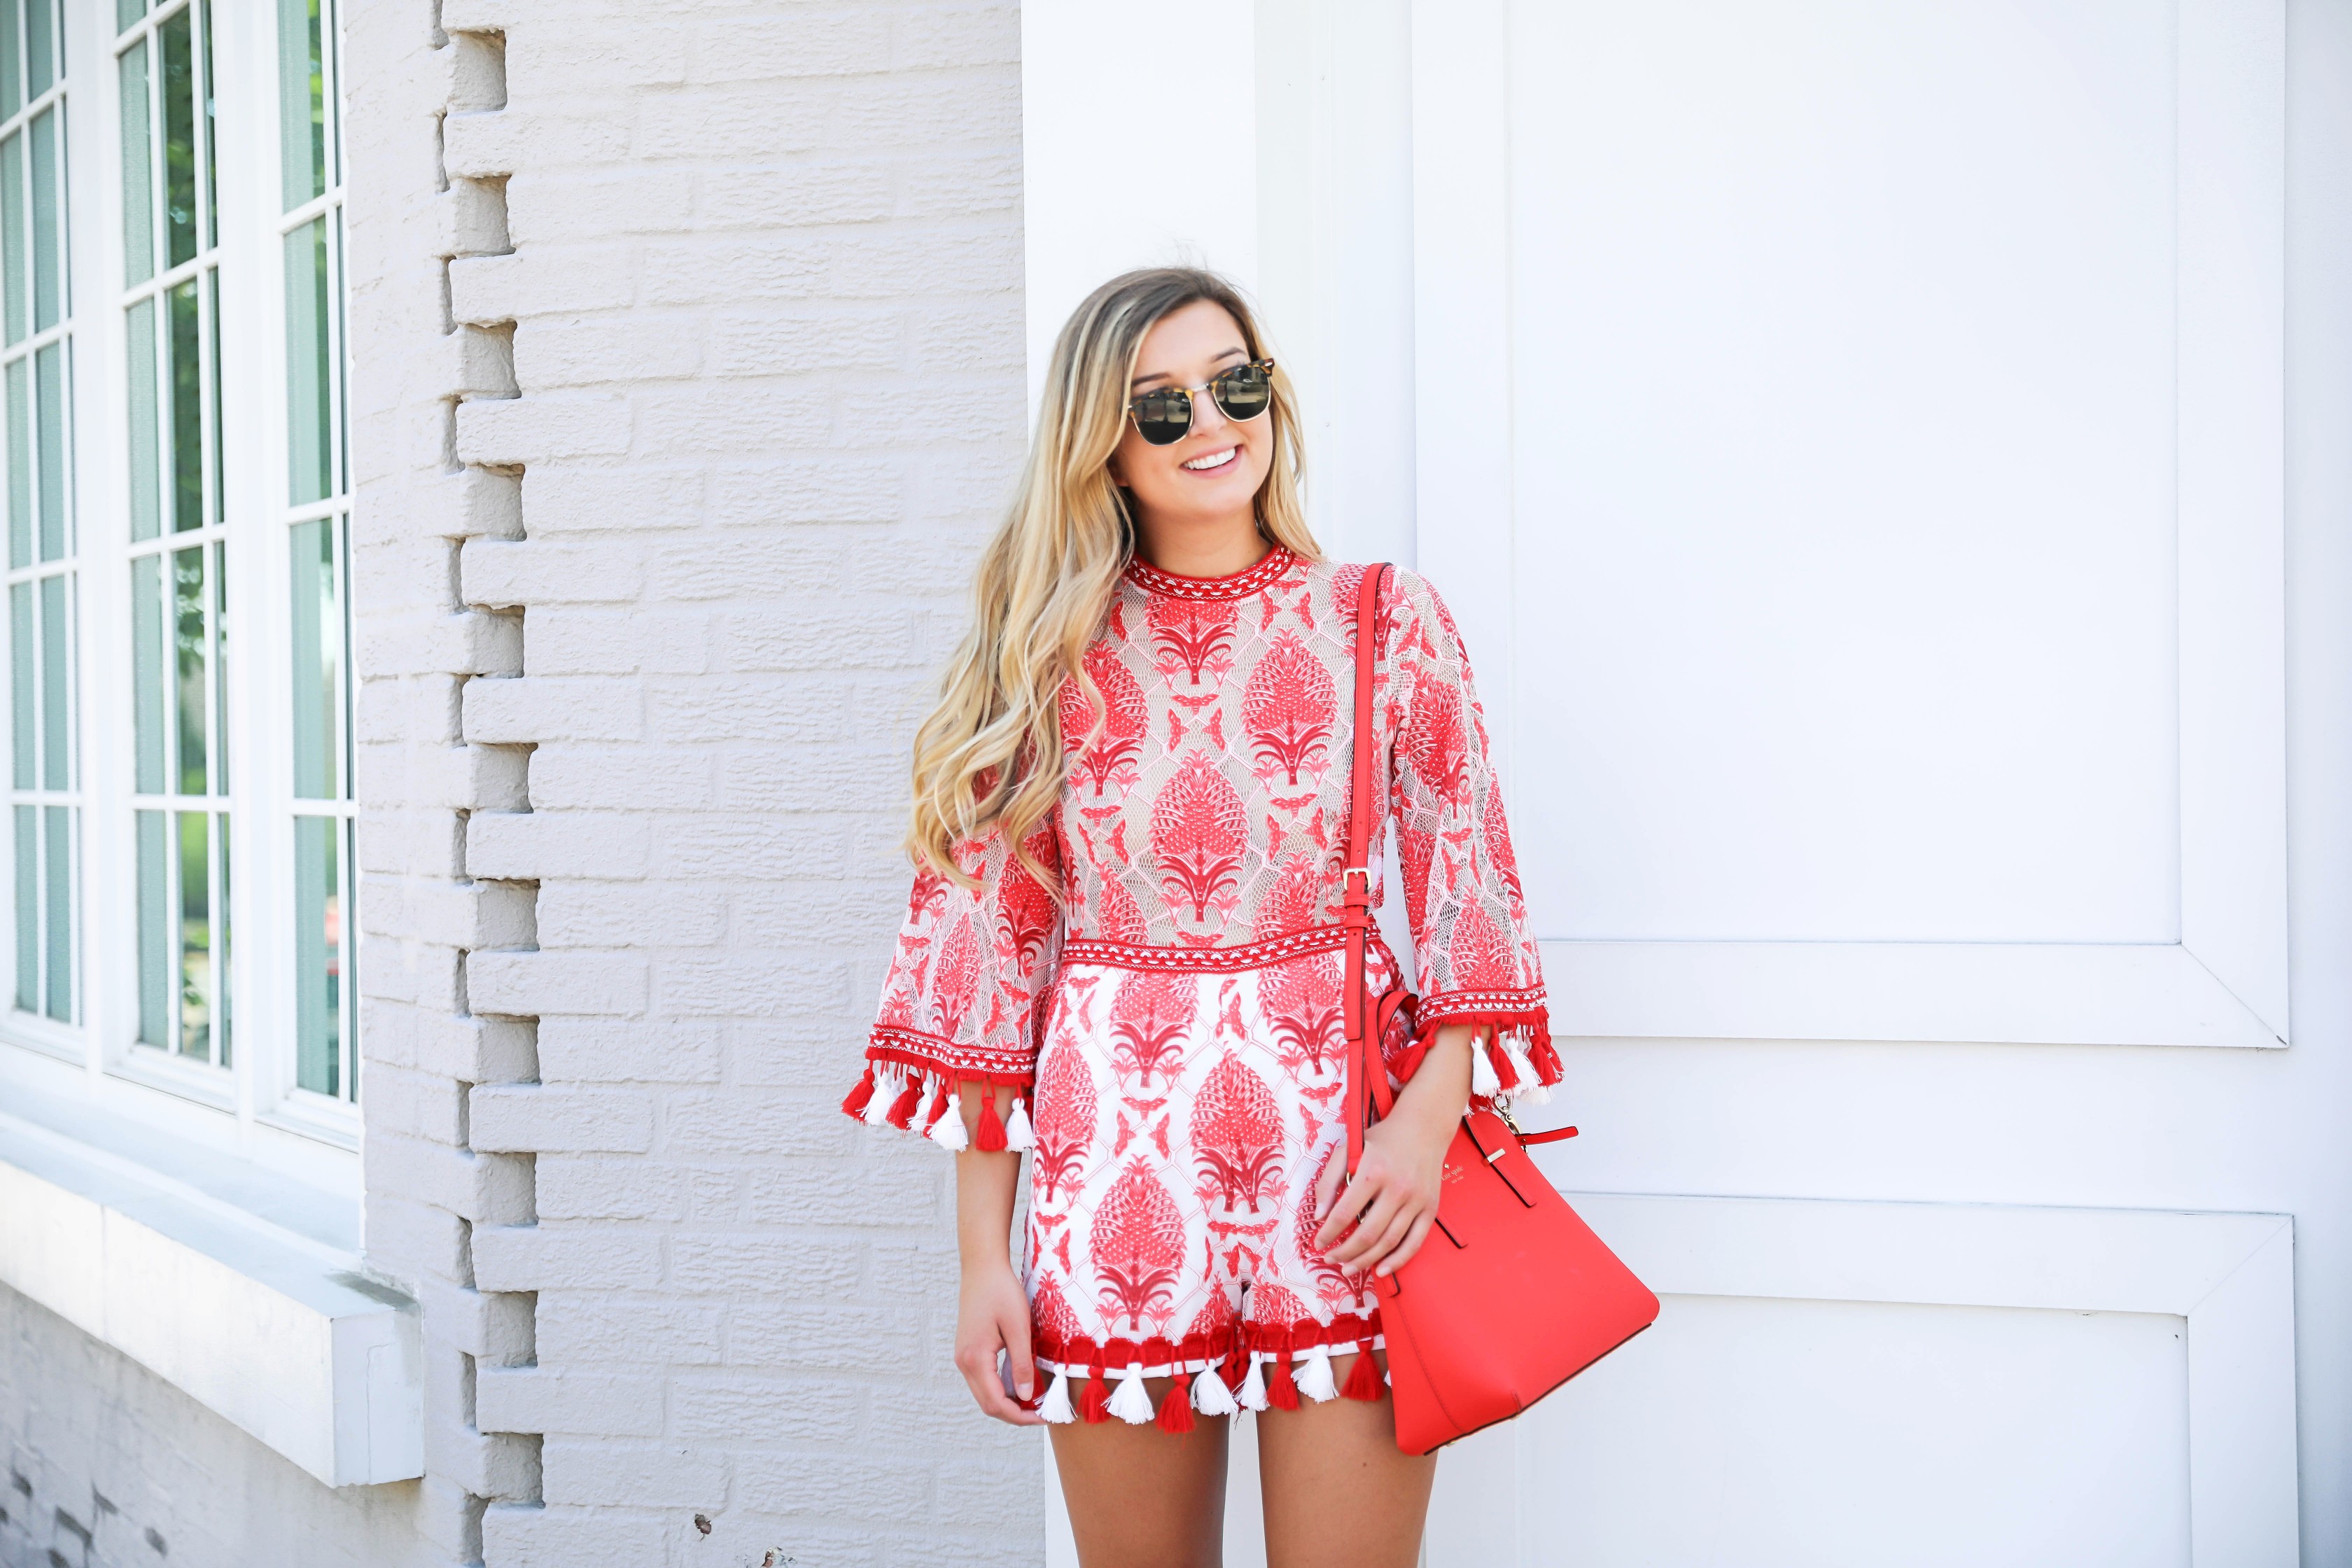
[125,295,158,539]
[115,0,143,37]
[168,278,198,530]
[130,551,162,792]
[0,0,19,122]
[216,811,228,1064]
[42,802,66,1021]
[211,537,225,790]
[134,806,166,1044]
[173,545,203,793]
[290,517,335,795]
[24,0,49,101]
[176,808,206,1058]
[38,570,62,789]
[160,7,193,268]
[276,0,322,209]
[2,131,24,345]
[284,218,330,503]
[34,338,62,559]
[9,580,28,788]
[13,804,31,1011]
[28,105,56,332]
[6,356,26,566]
[294,813,337,1095]
[207,267,221,514]
[118,38,150,286]
[200,0,216,251]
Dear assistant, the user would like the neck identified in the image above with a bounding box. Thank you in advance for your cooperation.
[1131,507,1270,579]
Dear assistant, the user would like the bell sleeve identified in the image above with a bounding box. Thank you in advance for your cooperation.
[1384,569,1562,1102]
[840,820,1065,1152]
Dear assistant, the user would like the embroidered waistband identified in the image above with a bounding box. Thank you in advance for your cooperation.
[1061,926,1363,972]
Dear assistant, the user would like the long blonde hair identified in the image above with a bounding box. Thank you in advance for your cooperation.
[907,267,1320,886]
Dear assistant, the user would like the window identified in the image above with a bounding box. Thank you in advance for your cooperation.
[0,0,356,1144]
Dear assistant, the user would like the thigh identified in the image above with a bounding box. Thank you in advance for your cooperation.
[1049,1376,1231,1568]
[1255,1352,1436,1568]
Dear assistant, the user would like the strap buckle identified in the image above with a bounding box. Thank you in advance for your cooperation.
[1340,865,1372,904]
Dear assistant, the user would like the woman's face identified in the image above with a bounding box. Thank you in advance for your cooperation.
[1108,300,1273,533]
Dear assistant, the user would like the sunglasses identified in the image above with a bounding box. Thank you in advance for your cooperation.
[1126,359,1277,446]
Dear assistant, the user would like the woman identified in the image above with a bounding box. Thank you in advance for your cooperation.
[840,268,1555,1567]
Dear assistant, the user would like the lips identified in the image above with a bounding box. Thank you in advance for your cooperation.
[1181,447,1238,472]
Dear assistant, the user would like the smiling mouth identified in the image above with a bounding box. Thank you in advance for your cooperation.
[1181,447,1238,472]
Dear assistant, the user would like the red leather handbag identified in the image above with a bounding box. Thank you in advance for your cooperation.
[1338,564,1660,1455]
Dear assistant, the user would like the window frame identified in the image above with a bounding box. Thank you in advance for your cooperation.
[0,0,360,1167]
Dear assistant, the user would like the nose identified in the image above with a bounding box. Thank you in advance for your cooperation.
[1186,382,1231,440]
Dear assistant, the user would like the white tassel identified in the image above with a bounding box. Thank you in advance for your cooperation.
[862,1068,897,1126]
[1297,1345,1338,1403]
[929,1092,969,1152]
[1039,1368,1075,1424]
[1107,1364,1155,1424]
[1192,1364,1239,1418]
[1237,1354,1268,1412]
[1470,1044,1501,1098]
[911,1077,939,1129]
[1004,1098,1037,1152]
[1502,1039,1541,1102]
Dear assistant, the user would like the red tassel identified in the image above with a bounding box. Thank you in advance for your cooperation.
[1341,1345,1382,1401]
[1267,1353,1301,1411]
[840,1066,876,1119]
[1156,1379,1195,1434]
[885,1075,924,1129]
[1080,1368,1110,1424]
[1219,1349,1247,1392]
[1488,1040,1520,1091]
[1530,1032,1562,1084]
[975,1085,1007,1152]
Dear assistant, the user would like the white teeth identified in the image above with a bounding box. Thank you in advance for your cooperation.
[1182,447,1237,471]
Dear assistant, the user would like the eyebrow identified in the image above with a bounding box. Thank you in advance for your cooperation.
[1130,346,1248,392]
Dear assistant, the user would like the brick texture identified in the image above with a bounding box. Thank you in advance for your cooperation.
[346,3,1036,1564]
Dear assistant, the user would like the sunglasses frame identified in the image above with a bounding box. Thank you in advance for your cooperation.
[1125,358,1278,446]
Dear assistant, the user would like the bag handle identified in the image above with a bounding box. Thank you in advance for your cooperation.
[1343,566,1395,1178]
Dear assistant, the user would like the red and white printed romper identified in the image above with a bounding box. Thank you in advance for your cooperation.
[840,547,1558,1427]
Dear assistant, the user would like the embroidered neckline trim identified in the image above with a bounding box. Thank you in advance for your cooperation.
[1124,545,1298,602]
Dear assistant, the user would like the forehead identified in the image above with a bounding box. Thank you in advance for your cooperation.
[1133,300,1247,372]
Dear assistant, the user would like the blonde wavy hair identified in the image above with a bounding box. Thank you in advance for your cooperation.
[906,267,1320,887]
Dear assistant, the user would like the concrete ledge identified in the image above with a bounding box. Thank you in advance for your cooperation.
[0,1109,422,1487]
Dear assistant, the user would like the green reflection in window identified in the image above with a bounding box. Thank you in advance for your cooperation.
[168,279,198,530]
[285,220,330,503]
[294,814,338,1095]
[24,0,50,102]
[290,517,338,796]
[34,339,62,559]
[42,802,66,1021]
[38,570,63,789]
[134,806,165,1044]
[130,552,162,792]
[12,805,31,1012]
[125,296,158,540]
[173,545,203,794]
[119,38,150,287]
[8,580,27,788]
[176,808,206,1058]
[276,0,323,209]
[160,6,193,268]
[5,357,26,566]
[2,131,23,346]
[28,105,56,332]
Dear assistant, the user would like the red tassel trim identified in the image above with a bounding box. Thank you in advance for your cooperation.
[1530,1033,1562,1084]
[1156,1380,1196,1434]
[1080,1367,1110,1424]
[885,1076,925,1130]
[1267,1354,1301,1412]
[920,1086,951,1133]
[1219,1348,1247,1392]
[1488,1039,1521,1091]
[839,1065,877,1119]
[974,1084,1007,1152]
[1341,1345,1383,1401]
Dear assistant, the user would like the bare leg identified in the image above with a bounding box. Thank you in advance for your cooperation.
[1256,1352,1436,1568]
[1049,1376,1231,1568]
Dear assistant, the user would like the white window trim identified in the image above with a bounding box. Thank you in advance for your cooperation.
[0,0,362,1161]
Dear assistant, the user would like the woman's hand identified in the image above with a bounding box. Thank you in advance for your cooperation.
[954,1257,1043,1426]
[951,1083,1042,1424]
[1310,1026,1478,1278]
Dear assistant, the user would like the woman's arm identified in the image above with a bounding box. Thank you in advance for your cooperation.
[1310,1023,1478,1276]
[952,1084,1044,1426]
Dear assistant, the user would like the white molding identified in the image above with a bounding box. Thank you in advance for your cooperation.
[1424,1187,2300,1567]
[0,1106,418,1486]
[1415,1,2290,1051]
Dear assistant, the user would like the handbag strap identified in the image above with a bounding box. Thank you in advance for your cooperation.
[1343,566,1395,1177]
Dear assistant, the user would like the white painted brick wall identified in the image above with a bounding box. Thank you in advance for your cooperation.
[348,2,1037,1564]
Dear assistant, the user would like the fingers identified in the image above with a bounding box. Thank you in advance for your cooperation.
[1314,1161,1383,1252]
[1375,1212,1436,1277]
[1005,1317,1038,1406]
[1312,1152,1345,1221]
[957,1330,1044,1427]
[1332,1189,1412,1270]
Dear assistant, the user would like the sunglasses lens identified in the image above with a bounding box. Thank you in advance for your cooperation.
[1212,364,1273,421]
[1130,388,1192,446]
